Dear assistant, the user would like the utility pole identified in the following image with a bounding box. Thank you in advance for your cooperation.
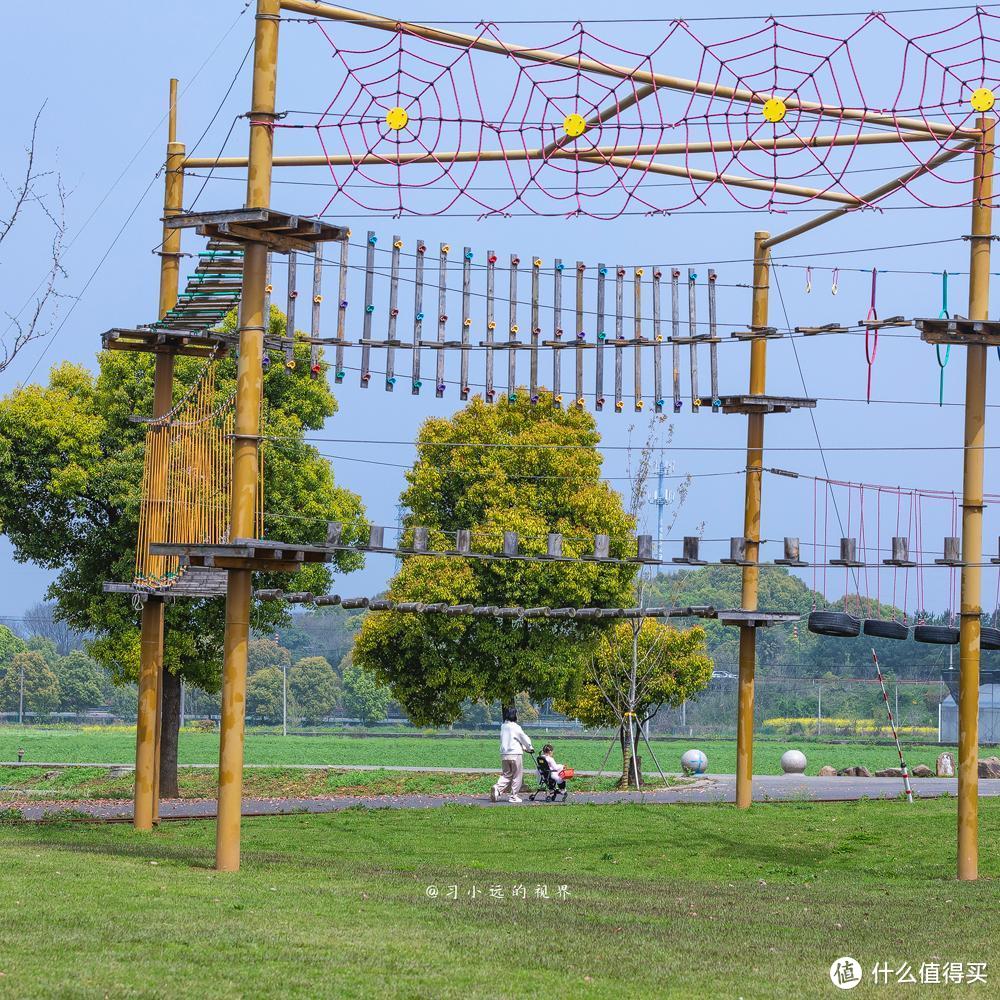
[956,116,993,882]
[135,77,184,832]
[215,0,280,872]
[648,459,674,565]
[18,660,24,725]
[735,231,771,810]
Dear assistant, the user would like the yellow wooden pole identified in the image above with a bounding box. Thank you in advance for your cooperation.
[735,231,770,810]
[957,117,993,881]
[135,78,185,830]
[216,0,280,873]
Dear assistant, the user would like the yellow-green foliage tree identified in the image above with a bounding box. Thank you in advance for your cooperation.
[0,307,365,789]
[556,618,713,785]
[354,391,637,724]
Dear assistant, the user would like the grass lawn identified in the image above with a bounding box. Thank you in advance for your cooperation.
[0,765,684,803]
[0,798,998,998]
[0,725,961,777]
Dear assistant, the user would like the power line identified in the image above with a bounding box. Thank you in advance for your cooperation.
[1,3,254,353]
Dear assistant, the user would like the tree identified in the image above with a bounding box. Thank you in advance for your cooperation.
[0,651,60,718]
[0,305,366,794]
[0,625,26,667]
[342,658,390,726]
[19,601,81,655]
[289,656,339,725]
[556,618,713,786]
[246,667,285,726]
[354,391,637,724]
[55,650,106,713]
[248,638,291,676]
[0,107,66,374]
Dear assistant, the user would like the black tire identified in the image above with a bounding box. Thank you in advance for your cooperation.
[981,626,1000,651]
[863,619,909,640]
[914,624,959,645]
[808,611,861,638]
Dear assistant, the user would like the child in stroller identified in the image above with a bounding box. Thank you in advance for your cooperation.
[528,744,572,802]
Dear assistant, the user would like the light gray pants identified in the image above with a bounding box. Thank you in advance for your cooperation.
[493,755,524,797]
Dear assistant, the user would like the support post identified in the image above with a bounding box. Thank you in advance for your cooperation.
[957,117,993,882]
[135,77,185,831]
[216,0,279,873]
[735,231,770,810]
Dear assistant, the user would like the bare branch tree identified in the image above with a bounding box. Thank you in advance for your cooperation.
[0,105,67,373]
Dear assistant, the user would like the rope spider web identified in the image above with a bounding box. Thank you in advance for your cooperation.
[271,10,1000,219]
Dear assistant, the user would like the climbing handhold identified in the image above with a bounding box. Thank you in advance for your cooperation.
[385,106,409,130]
[762,97,787,122]
[563,113,587,138]
[971,88,995,112]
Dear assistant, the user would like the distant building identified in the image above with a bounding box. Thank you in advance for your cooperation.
[939,672,1000,743]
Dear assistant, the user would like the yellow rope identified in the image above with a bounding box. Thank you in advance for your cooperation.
[133,363,263,591]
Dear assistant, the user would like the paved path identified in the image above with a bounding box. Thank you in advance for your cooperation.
[6,773,1000,821]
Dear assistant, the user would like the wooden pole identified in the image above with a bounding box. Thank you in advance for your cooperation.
[957,117,993,882]
[135,77,184,832]
[183,130,950,171]
[763,140,977,249]
[277,0,974,139]
[216,0,279,873]
[735,231,770,810]
[578,153,860,204]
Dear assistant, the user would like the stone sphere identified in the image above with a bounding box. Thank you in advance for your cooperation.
[680,748,708,775]
[781,749,808,774]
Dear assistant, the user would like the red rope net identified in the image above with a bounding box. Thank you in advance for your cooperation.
[273,11,1000,218]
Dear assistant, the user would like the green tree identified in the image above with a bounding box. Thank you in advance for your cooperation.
[342,658,390,726]
[248,637,291,676]
[246,667,285,726]
[289,656,339,725]
[0,650,60,718]
[55,650,106,712]
[0,305,366,792]
[556,618,713,786]
[0,625,26,668]
[353,391,637,724]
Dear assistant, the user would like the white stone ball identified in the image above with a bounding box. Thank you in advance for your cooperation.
[781,749,807,774]
[680,748,708,775]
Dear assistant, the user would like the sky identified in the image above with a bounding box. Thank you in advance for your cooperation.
[2,0,999,625]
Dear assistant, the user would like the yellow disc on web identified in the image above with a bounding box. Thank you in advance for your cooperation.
[762,98,787,123]
[563,113,587,138]
[971,88,995,113]
[386,106,409,131]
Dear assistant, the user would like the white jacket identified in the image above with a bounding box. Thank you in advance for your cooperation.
[500,720,533,756]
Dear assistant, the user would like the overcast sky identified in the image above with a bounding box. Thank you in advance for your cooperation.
[2,1,998,626]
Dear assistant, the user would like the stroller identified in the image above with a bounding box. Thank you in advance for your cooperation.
[527,751,572,802]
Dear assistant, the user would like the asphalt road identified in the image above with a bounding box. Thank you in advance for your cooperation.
[7,773,999,821]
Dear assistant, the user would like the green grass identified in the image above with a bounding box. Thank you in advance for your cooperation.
[0,725,961,777]
[0,798,998,998]
[0,765,683,802]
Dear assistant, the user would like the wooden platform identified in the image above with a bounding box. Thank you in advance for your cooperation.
[102,328,231,358]
[698,394,817,415]
[103,567,228,599]
[915,317,1000,347]
[715,610,800,628]
[164,208,346,254]
[149,539,333,573]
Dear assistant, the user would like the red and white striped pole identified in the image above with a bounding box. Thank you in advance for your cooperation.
[871,647,913,803]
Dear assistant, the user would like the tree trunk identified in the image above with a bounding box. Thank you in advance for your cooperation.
[159,669,181,799]
[617,723,644,788]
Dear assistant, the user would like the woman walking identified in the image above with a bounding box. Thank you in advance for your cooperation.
[490,706,534,803]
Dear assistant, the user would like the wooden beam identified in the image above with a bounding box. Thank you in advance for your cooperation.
[182,130,948,171]
[763,138,978,248]
[578,153,861,204]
